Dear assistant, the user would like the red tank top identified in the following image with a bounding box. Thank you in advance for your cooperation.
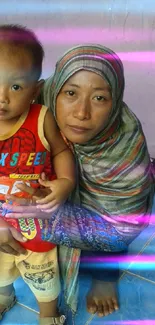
[0,104,56,252]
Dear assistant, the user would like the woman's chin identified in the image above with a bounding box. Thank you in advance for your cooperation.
[63,127,93,144]
[66,134,89,144]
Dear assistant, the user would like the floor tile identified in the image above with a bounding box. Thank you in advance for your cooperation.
[127,235,155,281]
[0,303,38,325]
[13,275,93,325]
[127,224,155,255]
[59,275,92,325]
[73,277,93,325]
[11,272,155,325]
[89,273,155,324]
[116,196,155,273]
[73,225,155,279]
[150,195,155,225]
[106,225,155,273]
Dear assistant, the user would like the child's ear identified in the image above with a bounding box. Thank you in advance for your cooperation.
[33,79,45,101]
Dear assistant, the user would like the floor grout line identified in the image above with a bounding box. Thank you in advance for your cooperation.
[83,267,155,325]
[85,225,154,325]
[119,229,155,280]
[84,314,95,325]
[84,229,155,325]
[16,301,39,314]
[124,270,155,284]
[130,230,155,257]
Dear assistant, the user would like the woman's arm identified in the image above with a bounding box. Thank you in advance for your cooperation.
[4,180,146,252]
[41,202,130,251]
[3,198,129,251]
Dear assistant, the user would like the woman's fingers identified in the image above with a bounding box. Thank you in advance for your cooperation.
[6,212,51,219]
[37,200,57,210]
[1,244,21,256]
[10,227,28,244]
[41,204,59,213]
[5,195,30,205]
[0,226,27,256]
[3,203,37,213]
[6,212,38,219]
[5,207,52,219]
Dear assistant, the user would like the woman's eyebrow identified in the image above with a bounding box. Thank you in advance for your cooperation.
[93,87,111,93]
[66,83,80,88]
[66,84,110,92]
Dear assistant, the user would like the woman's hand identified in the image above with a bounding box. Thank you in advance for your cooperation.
[3,203,52,220]
[0,217,27,256]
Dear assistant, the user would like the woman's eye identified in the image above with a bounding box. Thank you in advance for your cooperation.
[11,84,22,91]
[65,91,75,96]
[94,96,105,101]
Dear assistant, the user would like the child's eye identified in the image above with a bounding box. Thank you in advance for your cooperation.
[11,84,22,91]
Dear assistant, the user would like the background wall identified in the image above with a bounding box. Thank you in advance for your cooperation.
[1,0,155,155]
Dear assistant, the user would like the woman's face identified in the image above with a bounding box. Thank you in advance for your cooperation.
[56,70,113,144]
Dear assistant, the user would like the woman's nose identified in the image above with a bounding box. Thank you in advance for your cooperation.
[73,99,91,120]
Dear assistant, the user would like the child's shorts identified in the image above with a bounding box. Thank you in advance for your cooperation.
[0,247,60,303]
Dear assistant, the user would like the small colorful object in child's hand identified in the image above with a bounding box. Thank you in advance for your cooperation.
[2,200,13,216]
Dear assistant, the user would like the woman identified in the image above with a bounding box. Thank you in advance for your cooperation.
[2,44,154,318]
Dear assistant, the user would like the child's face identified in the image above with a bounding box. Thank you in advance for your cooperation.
[0,46,40,122]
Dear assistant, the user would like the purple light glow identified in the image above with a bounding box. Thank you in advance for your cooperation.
[80,255,155,264]
[97,321,155,325]
[35,27,154,50]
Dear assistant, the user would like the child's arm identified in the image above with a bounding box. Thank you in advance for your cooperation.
[35,109,76,211]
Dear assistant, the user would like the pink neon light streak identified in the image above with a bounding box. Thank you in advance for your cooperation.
[34,28,155,62]
[98,321,155,325]
[35,28,153,43]
[80,255,155,264]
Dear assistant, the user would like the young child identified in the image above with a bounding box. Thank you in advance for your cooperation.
[0,24,75,325]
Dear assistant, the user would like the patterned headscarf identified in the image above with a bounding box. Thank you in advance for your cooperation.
[43,44,153,229]
[41,44,153,314]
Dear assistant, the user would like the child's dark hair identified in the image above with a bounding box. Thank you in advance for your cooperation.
[0,24,44,80]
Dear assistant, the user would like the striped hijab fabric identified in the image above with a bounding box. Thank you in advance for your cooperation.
[43,44,153,235]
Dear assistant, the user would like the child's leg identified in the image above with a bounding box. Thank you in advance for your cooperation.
[38,299,66,325]
[18,248,65,324]
[0,284,14,296]
[0,251,19,317]
[0,285,16,319]
[38,297,59,318]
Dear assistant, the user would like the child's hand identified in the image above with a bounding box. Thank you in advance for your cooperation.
[34,178,74,212]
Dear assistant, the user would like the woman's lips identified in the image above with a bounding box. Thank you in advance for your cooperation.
[68,125,90,133]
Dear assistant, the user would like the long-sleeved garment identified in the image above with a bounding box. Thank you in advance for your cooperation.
[42,202,146,252]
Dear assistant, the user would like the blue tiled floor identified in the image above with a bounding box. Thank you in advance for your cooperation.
[1,198,155,325]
